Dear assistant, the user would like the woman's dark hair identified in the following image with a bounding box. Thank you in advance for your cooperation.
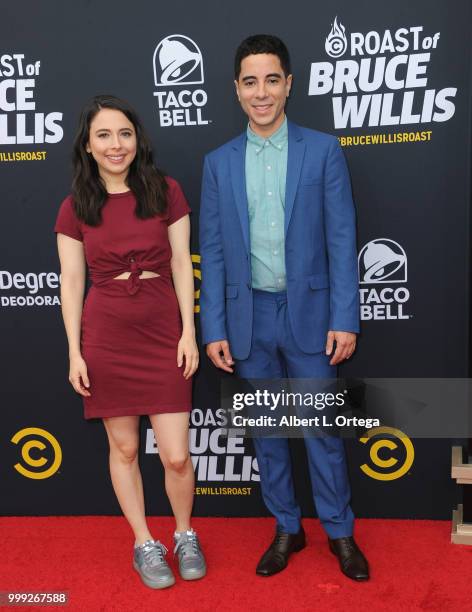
[234,34,291,80]
[72,94,168,225]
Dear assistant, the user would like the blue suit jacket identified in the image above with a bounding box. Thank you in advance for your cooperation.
[199,121,359,361]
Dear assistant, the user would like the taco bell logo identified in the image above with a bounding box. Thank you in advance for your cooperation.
[152,35,210,127]
[153,35,204,86]
[325,17,347,59]
[358,239,411,321]
[359,239,407,284]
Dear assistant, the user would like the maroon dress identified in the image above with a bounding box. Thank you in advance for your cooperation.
[54,177,192,419]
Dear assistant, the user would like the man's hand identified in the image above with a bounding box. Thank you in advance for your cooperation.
[326,331,356,365]
[206,340,234,373]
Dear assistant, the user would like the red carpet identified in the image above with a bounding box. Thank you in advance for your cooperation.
[0,517,471,611]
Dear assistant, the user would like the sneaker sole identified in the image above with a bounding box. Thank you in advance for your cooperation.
[180,565,207,581]
[133,560,175,589]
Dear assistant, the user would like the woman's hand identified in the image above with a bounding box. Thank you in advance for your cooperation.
[69,354,91,396]
[177,332,199,379]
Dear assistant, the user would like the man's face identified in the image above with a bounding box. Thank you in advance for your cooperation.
[235,53,292,138]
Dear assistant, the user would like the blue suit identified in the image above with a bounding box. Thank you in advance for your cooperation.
[200,121,359,537]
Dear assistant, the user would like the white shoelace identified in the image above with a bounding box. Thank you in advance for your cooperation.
[141,540,168,567]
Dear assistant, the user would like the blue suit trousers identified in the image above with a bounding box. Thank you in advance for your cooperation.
[236,290,354,538]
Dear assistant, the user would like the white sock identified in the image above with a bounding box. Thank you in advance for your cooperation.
[134,538,153,548]
[174,528,194,539]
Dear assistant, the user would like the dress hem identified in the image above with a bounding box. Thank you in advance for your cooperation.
[85,404,192,420]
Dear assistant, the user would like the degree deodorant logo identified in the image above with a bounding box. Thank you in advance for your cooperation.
[11,427,62,479]
[358,238,411,321]
[0,270,61,308]
[152,35,211,127]
[359,426,414,481]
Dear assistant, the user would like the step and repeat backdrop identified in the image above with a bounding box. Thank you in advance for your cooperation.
[1,1,471,519]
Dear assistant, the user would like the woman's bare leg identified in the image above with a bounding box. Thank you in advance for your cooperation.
[103,415,153,545]
[149,412,194,532]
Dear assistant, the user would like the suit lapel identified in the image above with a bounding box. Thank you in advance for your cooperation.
[285,122,306,235]
[230,134,250,253]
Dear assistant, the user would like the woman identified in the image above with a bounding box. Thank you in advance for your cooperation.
[55,95,205,589]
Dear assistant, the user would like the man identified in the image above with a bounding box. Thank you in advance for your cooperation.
[199,35,369,581]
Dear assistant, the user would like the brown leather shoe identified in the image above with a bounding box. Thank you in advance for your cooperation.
[256,527,306,576]
[328,536,369,581]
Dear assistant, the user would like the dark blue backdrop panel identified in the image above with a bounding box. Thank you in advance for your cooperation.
[1,0,470,518]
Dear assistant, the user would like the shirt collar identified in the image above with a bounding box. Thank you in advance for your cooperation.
[246,116,288,154]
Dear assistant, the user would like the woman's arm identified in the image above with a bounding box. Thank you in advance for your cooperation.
[168,215,198,379]
[57,233,90,396]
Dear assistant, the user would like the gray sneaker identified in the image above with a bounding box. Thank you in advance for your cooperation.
[173,530,207,580]
[133,540,175,589]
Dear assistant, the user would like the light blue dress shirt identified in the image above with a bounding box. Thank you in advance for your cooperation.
[245,117,288,292]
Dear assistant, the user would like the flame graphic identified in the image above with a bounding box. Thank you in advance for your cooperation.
[325,16,347,58]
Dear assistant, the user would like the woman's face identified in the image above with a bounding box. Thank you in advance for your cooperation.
[86,108,137,184]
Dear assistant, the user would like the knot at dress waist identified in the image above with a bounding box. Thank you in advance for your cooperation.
[91,259,172,295]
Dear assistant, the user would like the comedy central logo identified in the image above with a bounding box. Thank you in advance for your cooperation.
[325,17,348,58]
[11,427,62,479]
[152,35,210,127]
[358,238,411,321]
[359,426,414,481]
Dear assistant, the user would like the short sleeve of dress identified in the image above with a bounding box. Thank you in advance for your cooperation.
[54,196,83,242]
[166,177,191,226]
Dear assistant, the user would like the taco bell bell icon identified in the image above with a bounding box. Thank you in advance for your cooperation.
[153,35,204,86]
